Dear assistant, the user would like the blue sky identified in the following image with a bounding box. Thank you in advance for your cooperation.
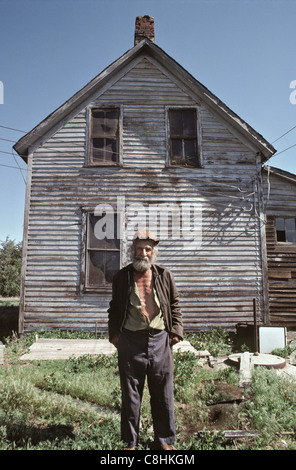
[0,0,296,243]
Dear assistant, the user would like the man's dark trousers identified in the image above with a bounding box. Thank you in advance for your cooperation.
[117,328,176,448]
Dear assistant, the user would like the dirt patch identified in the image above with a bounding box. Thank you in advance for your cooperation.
[178,381,246,438]
[205,381,244,430]
[206,380,244,403]
[207,402,242,429]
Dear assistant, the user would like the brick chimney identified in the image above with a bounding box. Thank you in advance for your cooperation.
[134,15,155,45]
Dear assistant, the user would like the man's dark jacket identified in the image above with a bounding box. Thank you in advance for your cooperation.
[108,263,183,342]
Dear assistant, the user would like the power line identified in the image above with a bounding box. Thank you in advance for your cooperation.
[0,137,16,144]
[1,117,296,150]
[11,148,26,183]
[0,124,27,134]
[272,124,296,144]
[1,121,295,189]
[272,142,296,158]
[0,149,19,156]
[0,162,28,170]
[2,120,296,164]
[0,126,260,216]
[0,128,28,181]
[0,130,254,195]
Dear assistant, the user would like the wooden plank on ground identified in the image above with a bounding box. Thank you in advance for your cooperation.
[19,338,199,360]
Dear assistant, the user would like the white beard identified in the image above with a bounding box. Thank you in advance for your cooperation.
[132,256,152,272]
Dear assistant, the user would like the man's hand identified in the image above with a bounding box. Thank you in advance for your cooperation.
[111,334,121,348]
[170,335,180,345]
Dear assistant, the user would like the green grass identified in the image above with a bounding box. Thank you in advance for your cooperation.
[0,329,295,450]
[0,297,19,307]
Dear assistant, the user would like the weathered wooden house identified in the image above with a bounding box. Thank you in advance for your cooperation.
[15,15,296,336]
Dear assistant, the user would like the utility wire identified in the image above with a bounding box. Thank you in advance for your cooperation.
[11,148,26,183]
[0,124,27,134]
[0,163,28,170]
[272,142,296,157]
[0,137,16,144]
[0,149,20,156]
[2,121,296,165]
[272,124,296,144]
[0,124,250,194]
[1,121,295,192]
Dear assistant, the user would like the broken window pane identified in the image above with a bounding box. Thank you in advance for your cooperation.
[277,230,286,242]
[87,251,120,286]
[90,108,119,164]
[92,138,117,163]
[86,212,120,288]
[92,109,118,137]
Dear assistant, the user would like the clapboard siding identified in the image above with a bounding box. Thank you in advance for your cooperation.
[21,56,265,334]
[263,169,296,326]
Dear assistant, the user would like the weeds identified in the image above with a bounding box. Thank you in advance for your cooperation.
[173,350,212,403]
[34,355,120,408]
[0,328,295,450]
[186,329,233,357]
[241,367,296,447]
[272,344,296,358]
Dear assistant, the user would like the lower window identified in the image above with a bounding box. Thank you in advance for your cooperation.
[85,213,120,289]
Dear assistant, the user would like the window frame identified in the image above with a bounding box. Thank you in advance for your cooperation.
[80,209,122,293]
[86,106,122,167]
[166,106,202,168]
[275,216,296,244]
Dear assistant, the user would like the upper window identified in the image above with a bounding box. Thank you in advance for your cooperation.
[89,108,119,165]
[168,108,199,167]
[85,213,120,290]
[275,217,296,243]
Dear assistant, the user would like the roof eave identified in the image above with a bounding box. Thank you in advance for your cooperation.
[14,38,276,163]
[14,40,151,160]
[145,41,276,162]
[263,165,296,184]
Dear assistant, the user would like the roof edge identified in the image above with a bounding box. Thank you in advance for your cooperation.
[14,40,150,160]
[14,38,276,163]
[145,41,276,162]
[263,165,296,184]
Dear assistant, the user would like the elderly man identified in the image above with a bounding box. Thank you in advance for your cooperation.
[108,231,183,450]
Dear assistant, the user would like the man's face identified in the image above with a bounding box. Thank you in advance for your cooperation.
[132,240,155,272]
[135,240,154,260]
